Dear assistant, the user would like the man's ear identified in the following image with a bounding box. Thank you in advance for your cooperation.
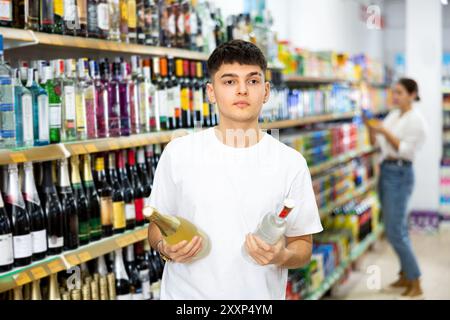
[207,83,216,104]
[264,81,271,104]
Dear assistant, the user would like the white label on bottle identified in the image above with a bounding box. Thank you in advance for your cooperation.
[157,90,167,117]
[166,88,175,118]
[97,3,110,30]
[64,0,76,21]
[132,292,144,300]
[0,233,13,266]
[31,229,47,254]
[38,95,50,141]
[49,103,62,128]
[48,235,64,249]
[0,0,12,21]
[64,86,76,121]
[116,293,132,300]
[125,203,136,221]
[139,271,151,300]
[151,281,161,300]
[190,12,198,35]
[13,234,32,259]
[168,14,176,35]
[22,95,34,143]
[194,90,203,112]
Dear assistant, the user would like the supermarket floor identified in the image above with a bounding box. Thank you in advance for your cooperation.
[325,227,450,300]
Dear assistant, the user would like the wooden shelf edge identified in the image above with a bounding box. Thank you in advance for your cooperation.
[261,112,356,130]
[0,225,149,293]
[0,144,69,165]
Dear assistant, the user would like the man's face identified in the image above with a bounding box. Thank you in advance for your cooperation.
[207,63,270,125]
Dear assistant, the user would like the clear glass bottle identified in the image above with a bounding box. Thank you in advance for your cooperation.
[61,59,77,141]
[26,68,49,146]
[91,60,109,138]
[83,60,98,140]
[0,35,16,149]
[75,59,88,140]
[46,63,62,144]
[108,0,120,41]
[13,69,34,148]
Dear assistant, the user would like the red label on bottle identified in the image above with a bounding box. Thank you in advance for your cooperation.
[279,207,292,219]
[135,197,144,222]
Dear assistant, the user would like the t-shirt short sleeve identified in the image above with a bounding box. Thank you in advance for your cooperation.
[148,143,178,216]
[285,158,323,237]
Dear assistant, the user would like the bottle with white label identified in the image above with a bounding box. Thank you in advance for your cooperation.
[114,248,132,300]
[25,68,50,146]
[75,59,88,140]
[136,241,151,300]
[13,69,34,148]
[124,244,144,300]
[61,59,77,141]
[5,164,32,267]
[0,191,13,272]
[22,162,48,261]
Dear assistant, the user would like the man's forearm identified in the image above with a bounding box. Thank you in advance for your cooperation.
[277,238,313,269]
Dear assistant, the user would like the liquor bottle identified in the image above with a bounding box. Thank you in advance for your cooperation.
[124,245,143,300]
[174,0,185,48]
[70,156,90,245]
[166,0,176,47]
[114,248,131,300]
[77,0,88,36]
[155,57,168,130]
[63,0,77,36]
[0,0,13,26]
[179,59,191,129]
[97,0,110,39]
[136,57,150,133]
[148,246,161,299]
[0,36,16,149]
[135,241,151,300]
[22,162,47,261]
[82,154,102,241]
[144,145,154,185]
[26,68,49,146]
[204,61,217,126]
[53,0,65,34]
[45,63,62,144]
[90,60,109,138]
[87,0,98,37]
[127,0,137,43]
[187,60,195,127]
[144,206,210,261]
[119,60,131,137]
[143,59,159,132]
[109,60,121,137]
[6,164,32,267]
[158,0,168,46]
[61,60,77,141]
[193,61,204,127]
[127,149,145,226]
[75,59,88,140]
[48,274,61,300]
[82,59,97,139]
[153,143,161,169]
[150,247,164,279]
[1,166,8,200]
[116,150,135,230]
[136,0,145,44]
[40,161,64,255]
[108,0,120,41]
[97,254,108,276]
[144,0,159,46]
[58,158,79,251]
[13,69,34,148]
[106,152,126,234]
[25,0,39,30]
[130,56,141,134]
[201,62,211,128]
[181,0,191,50]
[12,0,25,28]
[0,191,13,272]
[119,0,129,42]
[93,154,113,237]
[166,57,178,130]
[136,147,151,203]
[40,0,55,33]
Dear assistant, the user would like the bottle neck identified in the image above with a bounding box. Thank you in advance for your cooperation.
[58,159,72,188]
[137,148,146,165]
[148,208,179,237]
[7,165,25,209]
[126,245,135,263]
[127,150,136,166]
[41,162,55,189]
[114,249,130,280]
[83,155,94,183]
[23,163,40,205]
[97,255,108,276]
[70,157,82,185]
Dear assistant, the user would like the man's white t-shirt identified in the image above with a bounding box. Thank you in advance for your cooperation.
[149,128,323,300]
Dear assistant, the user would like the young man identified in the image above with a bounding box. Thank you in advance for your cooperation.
[148,40,323,300]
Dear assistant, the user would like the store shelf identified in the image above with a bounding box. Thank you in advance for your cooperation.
[309,146,378,176]
[318,178,377,218]
[0,27,37,49]
[261,112,357,130]
[284,75,350,85]
[304,224,384,300]
[0,225,149,293]
[0,144,70,165]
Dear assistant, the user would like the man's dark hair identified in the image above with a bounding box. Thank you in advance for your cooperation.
[207,40,268,78]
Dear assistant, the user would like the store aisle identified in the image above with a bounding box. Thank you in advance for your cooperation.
[327,229,450,300]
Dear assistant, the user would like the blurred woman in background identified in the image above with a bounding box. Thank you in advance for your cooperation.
[365,78,427,300]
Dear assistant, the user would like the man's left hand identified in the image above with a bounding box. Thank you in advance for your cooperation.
[244,234,287,266]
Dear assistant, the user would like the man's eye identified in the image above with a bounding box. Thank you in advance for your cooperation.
[224,80,235,85]
[248,79,260,85]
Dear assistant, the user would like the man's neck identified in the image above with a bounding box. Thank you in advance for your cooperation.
[214,119,263,148]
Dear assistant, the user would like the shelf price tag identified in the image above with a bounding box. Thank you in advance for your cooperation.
[116,234,137,247]
[30,266,48,280]
[14,272,31,286]
[85,144,98,153]
[10,153,27,163]
[78,252,92,263]
[48,260,65,273]
[66,255,80,267]
[70,145,87,155]
[108,141,120,150]
[135,228,148,240]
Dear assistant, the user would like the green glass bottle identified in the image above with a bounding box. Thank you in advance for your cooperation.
[43,64,62,144]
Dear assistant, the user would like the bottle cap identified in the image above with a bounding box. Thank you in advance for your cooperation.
[278,198,295,218]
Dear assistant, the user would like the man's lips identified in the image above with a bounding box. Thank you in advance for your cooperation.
[233,101,250,108]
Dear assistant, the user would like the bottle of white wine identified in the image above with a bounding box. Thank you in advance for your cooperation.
[143,206,210,261]
[113,249,131,300]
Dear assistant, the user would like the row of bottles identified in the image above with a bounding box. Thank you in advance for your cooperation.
[0,38,219,148]
[0,241,164,300]
[0,144,163,272]
[0,0,225,53]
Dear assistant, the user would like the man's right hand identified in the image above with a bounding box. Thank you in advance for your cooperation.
[159,236,203,263]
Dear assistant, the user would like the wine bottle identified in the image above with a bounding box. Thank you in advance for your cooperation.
[22,162,47,261]
[31,280,42,300]
[143,59,159,132]
[114,248,131,300]
[40,161,64,255]
[63,0,77,36]
[136,0,145,44]
[108,0,120,41]
[97,254,109,277]
[97,0,110,39]
[135,241,151,300]
[119,60,131,137]
[26,0,40,30]
[150,247,164,279]
[138,58,151,133]
[144,145,155,185]
[13,286,23,300]
[127,0,137,43]
[1,166,8,200]
[70,156,90,245]
[61,59,77,142]
[119,0,128,42]
[106,152,126,234]
[116,150,136,230]
[144,0,159,46]
[124,244,143,300]
[58,158,79,251]
[46,62,63,144]
[193,61,204,127]
[0,191,13,272]
[148,246,161,300]
[179,59,191,129]
[82,154,102,241]
[75,59,88,140]
[90,60,109,138]
[130,56,141,135]
[82,59,98,140]
[144,206,210,260]
[127,149,145,226]
[93,155,113,237]
[13,68,34,148]
[48,274,61,300]
[77,0,88,37]
[6,164,32,267]
[40,0,55,33]
[87,0,99,38]
[53,0,65,34]
[109,60,121,137]
[136,147,151,203]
